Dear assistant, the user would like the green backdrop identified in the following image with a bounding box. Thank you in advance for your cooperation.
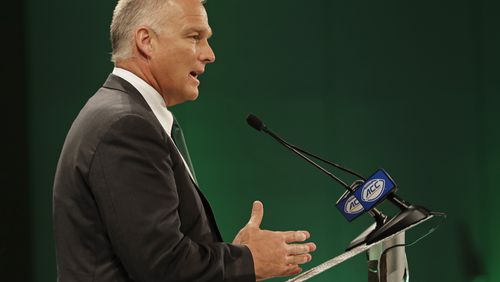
[25,0,499,281]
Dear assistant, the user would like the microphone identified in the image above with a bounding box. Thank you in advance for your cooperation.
[247,114,353,191]
[246,114,387,224]
[247,114,366,181]
[246,113,432,250]
[246,114,266,131]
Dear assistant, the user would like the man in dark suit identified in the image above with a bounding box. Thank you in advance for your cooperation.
[53,0,316,281]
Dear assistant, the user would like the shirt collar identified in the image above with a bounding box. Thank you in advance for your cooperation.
[112,67,174,136]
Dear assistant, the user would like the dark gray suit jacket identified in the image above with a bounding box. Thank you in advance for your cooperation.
[53,74,255,282]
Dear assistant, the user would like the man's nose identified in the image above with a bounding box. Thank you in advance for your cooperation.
[200,41,216,64]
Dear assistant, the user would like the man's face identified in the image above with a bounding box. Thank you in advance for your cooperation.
[149,0,215,106]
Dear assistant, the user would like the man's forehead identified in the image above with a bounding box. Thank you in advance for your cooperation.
[159,0,212,34]
[164,2,209,22]
[165,0,208,19]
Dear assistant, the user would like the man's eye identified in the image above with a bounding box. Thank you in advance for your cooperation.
[190,35,201,41]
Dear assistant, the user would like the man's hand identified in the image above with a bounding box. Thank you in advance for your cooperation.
[233,201,317,281]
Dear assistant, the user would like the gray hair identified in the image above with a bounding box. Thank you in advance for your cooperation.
[110,0,206,63]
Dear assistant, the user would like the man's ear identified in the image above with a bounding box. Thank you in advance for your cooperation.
[134,27,155,58]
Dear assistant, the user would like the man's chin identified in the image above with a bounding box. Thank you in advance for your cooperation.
[168,90,199,106]
[183,93,199,103]
[187,89,199,101]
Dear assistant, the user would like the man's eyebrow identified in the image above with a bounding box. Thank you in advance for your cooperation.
[185,26,213,38]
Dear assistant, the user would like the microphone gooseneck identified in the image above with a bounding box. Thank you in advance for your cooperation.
[245,113,387,224]
[247,114,366,189]
[246,114,352,191]
[247,114,366,181]
[246,113,436,251]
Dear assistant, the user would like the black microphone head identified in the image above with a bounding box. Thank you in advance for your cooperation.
[246,114,266,131]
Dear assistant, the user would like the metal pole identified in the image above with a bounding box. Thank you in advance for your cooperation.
[366,232,409,282]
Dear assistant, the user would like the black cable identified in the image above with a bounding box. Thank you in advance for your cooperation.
[379,212,447,259]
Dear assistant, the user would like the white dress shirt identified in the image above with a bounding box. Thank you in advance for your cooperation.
[112,67,196,182]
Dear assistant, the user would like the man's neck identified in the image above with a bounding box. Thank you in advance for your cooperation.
[115,60,166,105]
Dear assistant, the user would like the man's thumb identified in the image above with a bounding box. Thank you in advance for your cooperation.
[247,201,264,227]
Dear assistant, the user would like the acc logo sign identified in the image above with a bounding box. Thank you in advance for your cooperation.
[344,195,364,214]
[361,179,385,202]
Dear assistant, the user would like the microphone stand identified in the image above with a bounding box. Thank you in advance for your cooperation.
[246,114,436,281]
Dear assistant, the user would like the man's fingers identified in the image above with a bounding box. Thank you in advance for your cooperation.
[247,201,264,228]
[287,242,317,255]
[283,265,302,276]
[286,254,312,265]
[282,230,310,243]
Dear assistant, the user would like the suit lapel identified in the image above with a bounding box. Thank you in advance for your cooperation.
[102,74,224,242]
